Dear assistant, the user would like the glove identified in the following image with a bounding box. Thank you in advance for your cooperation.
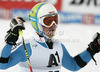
[5,17,25,45]
[87,32,100,65]
[87,33,100,54]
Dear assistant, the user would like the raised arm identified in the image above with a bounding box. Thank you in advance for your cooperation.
[62,32,100,71]
[0,42,31,69]
[62,44,92,71]
[0,17,27,69]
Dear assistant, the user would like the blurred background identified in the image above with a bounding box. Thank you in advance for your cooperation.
[0,0,100,72]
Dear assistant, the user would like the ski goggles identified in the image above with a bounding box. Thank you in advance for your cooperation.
[39,13,58,27]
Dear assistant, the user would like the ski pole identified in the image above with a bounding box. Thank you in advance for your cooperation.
[19,29,33,72]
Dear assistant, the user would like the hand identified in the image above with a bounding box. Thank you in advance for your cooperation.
[10,17,25,33]
[5,17,25,45]
[87,32,100,65]
[88,33,100,54]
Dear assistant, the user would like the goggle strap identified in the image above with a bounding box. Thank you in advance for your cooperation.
[29,15,39,23]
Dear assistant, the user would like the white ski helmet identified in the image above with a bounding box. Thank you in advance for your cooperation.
[29,2,58,39]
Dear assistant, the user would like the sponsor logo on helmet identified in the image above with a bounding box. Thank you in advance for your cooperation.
[49,11,55,14]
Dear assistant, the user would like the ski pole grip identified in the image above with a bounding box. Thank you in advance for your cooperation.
[19,29,23,39]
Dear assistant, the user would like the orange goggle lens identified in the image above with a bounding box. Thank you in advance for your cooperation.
[43,14,58,27]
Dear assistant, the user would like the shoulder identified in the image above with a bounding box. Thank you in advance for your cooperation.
[53,38,65,47]
[61,43,65,48]
[53,38,61,44]
[12,38,32,62]
[53,38,67,51]
[11,38,31,52]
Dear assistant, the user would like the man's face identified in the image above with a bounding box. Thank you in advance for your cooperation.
[42,24,57,38]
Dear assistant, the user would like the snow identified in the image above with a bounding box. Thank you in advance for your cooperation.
[0,19,100,72]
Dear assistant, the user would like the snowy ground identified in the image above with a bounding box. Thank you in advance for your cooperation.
[0,19,100,72]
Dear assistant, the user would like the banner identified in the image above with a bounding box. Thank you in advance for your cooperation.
[82,14,94,24]
[0,9,1,18]
[58,12,82,23]
[0,0,62,19]
[0,0,62,11]
[94,15,100,25]
[12,9,30,20]
[0,8,12,19]
[62,0,100,14]
[58,11,100,25]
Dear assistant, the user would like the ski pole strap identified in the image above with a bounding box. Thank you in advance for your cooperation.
[87,47,97,65]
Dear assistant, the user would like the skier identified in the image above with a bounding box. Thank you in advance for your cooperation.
[0,2,100,72]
